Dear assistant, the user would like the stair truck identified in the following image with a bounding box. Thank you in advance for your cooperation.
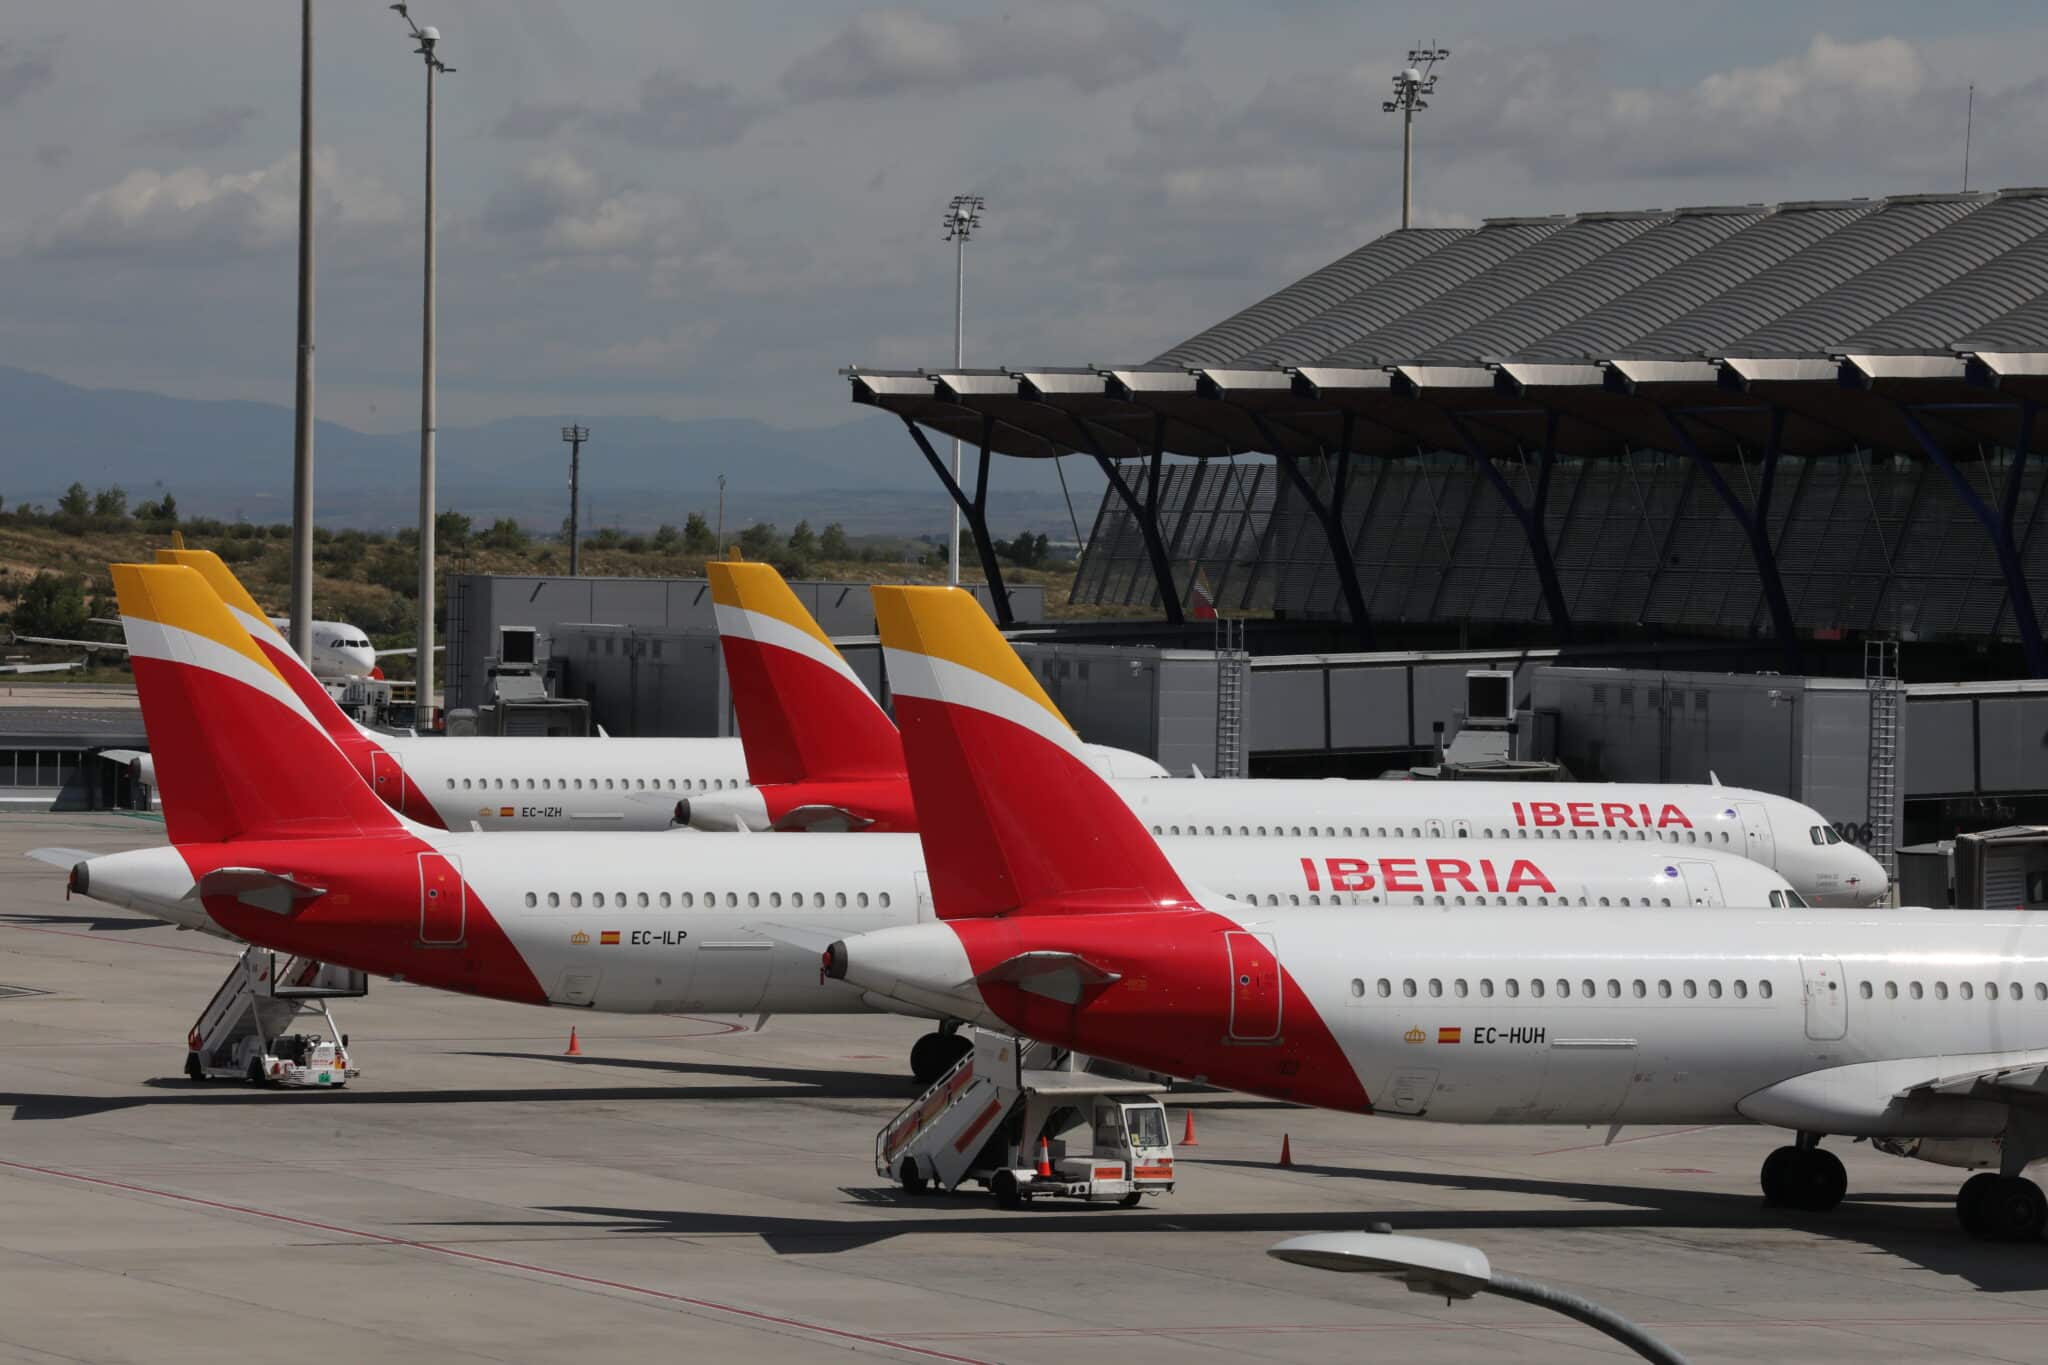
[185,948,365,1088]
[877,1029,1176,1208]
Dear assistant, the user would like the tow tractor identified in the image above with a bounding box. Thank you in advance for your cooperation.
[184,947,365,1088]
[877,1029,1176,1208]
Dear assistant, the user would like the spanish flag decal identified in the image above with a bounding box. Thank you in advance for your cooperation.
[599,931,621,945]
[498,806,515,817]
[1438,1027,1462,1044]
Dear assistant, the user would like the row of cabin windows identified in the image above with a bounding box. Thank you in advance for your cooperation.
[1862,980,2048,1001]
[450,776,738,792]
[1362,975,1776,1001]
[521,889,891,910]
[1229,889,1807,909]
[1153,822,1733,846]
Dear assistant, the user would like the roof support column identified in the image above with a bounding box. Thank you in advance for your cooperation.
[900,416,1013,625]
[1897,402,2046,677]
[1067,413,1184,624]
[1445,408,1571,641]
[1663,407,1801,674]
[1252,409,1374,650]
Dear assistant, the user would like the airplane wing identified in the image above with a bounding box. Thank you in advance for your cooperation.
[11,635,127,653]
[371,645,444,657]
[1904,1059,2048,1103]
[0,660,84,675]
[26,847,92,869]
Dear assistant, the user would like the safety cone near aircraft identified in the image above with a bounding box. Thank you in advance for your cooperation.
[823,585,2048,1241]
[65,564,1812,1088]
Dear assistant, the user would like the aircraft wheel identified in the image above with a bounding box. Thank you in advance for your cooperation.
[1972,1176,2047,1242]
[937,1031,972,1072]
[908,1033,947,1087]
[1118,1191,1142,1209]
[245,1058,267,1087]
[898,1158,927,1195]
[184,1053,206,1084]
[1790,1148,1847,1213]
[992,1170,1024,1209]
[1759,1146,1799,1206]
[1957,1172,2002,1237]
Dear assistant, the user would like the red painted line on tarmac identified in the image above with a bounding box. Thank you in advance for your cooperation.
[0,1157,994,1365]
[0,921,234,957]
[1530,1124,1715,1156]
[899,1313,2048,1341]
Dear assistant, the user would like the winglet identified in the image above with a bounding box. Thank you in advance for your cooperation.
[707,560,902,784]
[873,584,1194,919]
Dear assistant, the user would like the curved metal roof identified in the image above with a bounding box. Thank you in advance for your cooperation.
[1152,228,1464,368]
[1840,190,2048,352]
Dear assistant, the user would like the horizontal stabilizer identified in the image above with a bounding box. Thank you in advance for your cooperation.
[975,950,1123,1006]
[770,804,877,833]
[748,922,845,954]
[26,847,91,869]
[189,867,328,916]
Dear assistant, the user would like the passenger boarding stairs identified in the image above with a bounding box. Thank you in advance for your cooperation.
[877,1031,1079,1191]
[188,948,367,1078]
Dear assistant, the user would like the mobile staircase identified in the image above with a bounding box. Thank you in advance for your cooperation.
[876,1029,1176,1208]
[185,948,366,1088]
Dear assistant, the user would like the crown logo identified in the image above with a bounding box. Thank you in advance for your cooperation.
[1403,1026,1425,1044]
[569,930,590,945]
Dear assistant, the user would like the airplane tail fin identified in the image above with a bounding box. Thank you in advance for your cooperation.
[872,585,1195,919]
[707,561,902,784]
[112,564,405,845]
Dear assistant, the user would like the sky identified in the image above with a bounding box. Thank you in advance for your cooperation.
[4,1,2048,439]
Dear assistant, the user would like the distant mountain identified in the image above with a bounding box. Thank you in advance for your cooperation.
[0,366,1101,536]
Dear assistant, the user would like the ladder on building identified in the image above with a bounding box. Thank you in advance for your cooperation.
[186,948,367,1086]
[1213,615,1248,779]
[1866,638,1901,889]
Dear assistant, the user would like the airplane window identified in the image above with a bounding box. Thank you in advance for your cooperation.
[1291,826,1303,837]
[495,779,504,790]
[2037,984,2047,1001]
[768,892,781,909]
[547,892,559,908]
[1434,895,1446,907]
[1344,827,1354,837]
[1601,829,1612,841]
[1810,827,1824,845]
[1505,979,1521,998]
[1632,980,1647,999]
[592,892,606,908]
[1759,980,1773,999]
[1350,979,1366,998]
[1376,979,1392,998]
[1555,979,1570,998]
[1707,980,1721,998]
[1683,980,1697,998]
[879,893,890,908]
[445,779,455,790]
[1583,978,1596,998]
[1427,979,1442,997]
[1985,982,1999,1000]
[1454,979,1469,998]
[1733,980,1748,998]
[660,893,671,908]
[1479,979,1494,997]
[637,779,646,790]
[856,892,870,908]
[524,892,537,907]
[633,892,646,907]
[747,892,760,908]
[1151,826,1162,835]
[570,892,583,908]
[605,779,614,790]
[831,892,845,908]
[1258,826,1269,837]
[1960,982,1975,1000]
[1910,982,1923,999]
[1530,979,1546,999]
[1401,979,1417,997]
[1884,981,1897,998]
[574,779,583,790]
[1657,980,1672,998]
[1826,827,1841,844]
[1599,897,1611,907]
[1454,896,1467,907]
[1720,832,1729,843]
[680,892,693,907]
[1659,898,1673,907]
[1858,981,1872,999]
[1516,896,1529,907]
[1935,982,1949,1000]
[462,779,473,790]
[2010,985,2023,1005]
[1204,826,1215,836]
[1168,825,1180,836]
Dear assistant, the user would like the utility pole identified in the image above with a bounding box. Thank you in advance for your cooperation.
[288,0,316,664]
[562,425,588,575]
[1383,46,1448,228]
[1964,83,1976,191]
[715,473,726,553]
[942,194,983,587]
[391,4,452,722]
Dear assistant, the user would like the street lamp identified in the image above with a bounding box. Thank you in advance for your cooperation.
[390,3,453,722]
[942,193,983,588]
[1269,1231,1689,1364]
[288,0,316,666]
[562,426,588,576]
[1381,45,1448,229]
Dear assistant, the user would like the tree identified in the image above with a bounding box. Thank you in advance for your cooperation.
[652,523,681,551]
[58,483,89,519]
[93,486,127,519]
[738,522,780,560]
[159,493,177,524]
[435,510,472,552]
[683,512,714,553]
[481,518,525,551]
[819,522,850,559]
[786,520,817,559]
[11,572,88,637]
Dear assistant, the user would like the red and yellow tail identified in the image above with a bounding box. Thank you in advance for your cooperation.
[155,548,356,740]
[872,585,1195,919]
[112,564,404,845]
[708,561,902,784]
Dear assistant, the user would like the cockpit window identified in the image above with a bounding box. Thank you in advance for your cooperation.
[1810,826,1825,846]
[1824,826,1841,845]
[1769,890,1785,908]
[1787,888,1808,907]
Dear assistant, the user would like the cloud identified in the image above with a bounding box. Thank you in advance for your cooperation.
[781,3,1185,101]
[134,105,260,152]
[34,143,67,170]
[27,149,402,259]
[493,71,767,148]
[482,153,694,256]
[0,38,57,110]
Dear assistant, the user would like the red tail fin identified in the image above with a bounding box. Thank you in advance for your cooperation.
[113,564,405,845]
[708,561,902,784]
[871,585,1194,919]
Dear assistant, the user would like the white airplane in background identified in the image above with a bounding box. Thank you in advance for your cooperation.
[823,586,2048,1242]
[53,563,1803,1086]
[18,612,404,682]
[127,549,1162,832]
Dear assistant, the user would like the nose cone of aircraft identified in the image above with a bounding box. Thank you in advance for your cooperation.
[1848,842,1891,906]
[347,646,378,678]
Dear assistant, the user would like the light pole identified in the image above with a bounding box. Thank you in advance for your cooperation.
[942,194,983,587]
[288,0,315,664]
[391,3,452,722]
[1270,1232,1688,1364]
[562,426,588,576]
[1382,46,1448,229]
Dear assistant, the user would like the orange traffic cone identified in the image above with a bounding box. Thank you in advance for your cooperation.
[1181,1109,1200,1146]
[1278,1133,1294,1167]
[565,1028,583,1057]
[1036,1136,1054,1178]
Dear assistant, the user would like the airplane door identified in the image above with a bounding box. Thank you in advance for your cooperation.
[1678,861,1724,907]
[1800,958,1848,1041]
[1453,819,1472,839]
[1382,1068,1438,1115]
[1225,932,1282,1041]
[418,852,466,945]
[371,751,406,816]
[914,872,935,923]
[1736,801,1775,869]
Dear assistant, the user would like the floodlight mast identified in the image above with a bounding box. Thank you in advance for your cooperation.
[562,426,589,576]
[390,2,454,723]
[288,0,316,665]
[1382,45,1448,229]
[942,194,984,589]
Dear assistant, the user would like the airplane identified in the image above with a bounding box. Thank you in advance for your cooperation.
[821,585,2048,1241]
[128,549,1157,830]
[682,563,1885,907]
[53,563,1805,1086]
[17,612,409,683]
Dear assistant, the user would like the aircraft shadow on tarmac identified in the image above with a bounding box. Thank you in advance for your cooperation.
[0,911,161,933]
[409,1156,2048,1292]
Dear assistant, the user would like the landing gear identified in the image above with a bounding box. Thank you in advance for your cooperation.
[1760,1140,1846,1212]
[184,1052,206,1084]
[897,1157,928,1196]
[1958,1173,2047,1241]
[908,1027,973,1086]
